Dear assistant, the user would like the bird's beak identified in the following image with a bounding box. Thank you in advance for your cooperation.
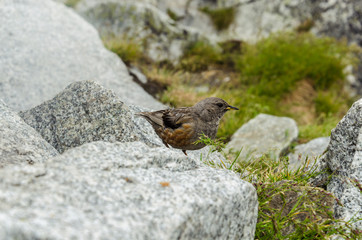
[226,105,239,111]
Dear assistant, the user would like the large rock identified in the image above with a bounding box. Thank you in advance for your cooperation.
[19,81,142,153]
[227,114,298,161]
[0,0,163,111]
[153,0,362,43]
[75,0,210,63]
[312,99,362,230]
[0,100,58,168]
[0,141,258,239]
[287,137,330,171]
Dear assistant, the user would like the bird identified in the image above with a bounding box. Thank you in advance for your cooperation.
[136,97,238,155]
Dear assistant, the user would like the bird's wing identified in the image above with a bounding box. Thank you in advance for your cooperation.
[162,108,193,129]
[136,110,165,128]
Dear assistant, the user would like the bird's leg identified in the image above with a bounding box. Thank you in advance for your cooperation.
[182,150,188,156]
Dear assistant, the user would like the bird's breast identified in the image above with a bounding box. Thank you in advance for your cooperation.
[160,123,203,150]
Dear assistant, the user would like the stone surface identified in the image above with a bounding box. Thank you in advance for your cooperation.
[0,0,163,111]
[75,0,211,63]
[0,141,258,239]
[288,137,330,171]
[19,81,140,153]
[312,99,362,230]
[154,0,362,43]
[227,114,298,161]
[0,100,58,168]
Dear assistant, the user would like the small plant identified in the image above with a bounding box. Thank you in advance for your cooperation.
[103,36,143,65]
[179,41,222,72]
[166,8,181,21]
[194,133,226,153]
[195,134,240,170]
[199,6,235,31]
[65,0,81,8]
[296,18,315,33]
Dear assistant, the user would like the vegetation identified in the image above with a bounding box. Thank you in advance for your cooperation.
[197,135,362,239]
[179,41,223,72]
[103,36,143,65]
[166,8,181,21]
[65,0,81,8]
[199,6,236,31]
[238,32,352,97]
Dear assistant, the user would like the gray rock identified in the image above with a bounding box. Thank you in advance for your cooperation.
[227,114,298,162]
[0,0,163,111]
[311,0,362,45]
[0,141,258,239]
[150,0,244,43]
[287,137,330,171]
[19,81,138,153]
[159,0,362,44]
[311,99,362,230]
[0,100,58,168]
[75,0,211,63]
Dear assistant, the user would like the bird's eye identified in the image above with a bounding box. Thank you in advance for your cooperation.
[216,103,223,108]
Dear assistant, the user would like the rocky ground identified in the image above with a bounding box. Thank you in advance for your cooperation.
[0,0,361,239]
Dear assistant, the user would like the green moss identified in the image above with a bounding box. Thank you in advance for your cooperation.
[296,18,315,33]
[237,32,354,97]
[199,7,235,31]
[166,8,180,21]
[103,37,143,65]
[65,0,81,8]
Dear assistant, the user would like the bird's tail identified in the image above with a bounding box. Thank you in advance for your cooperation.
[135,112,164,128]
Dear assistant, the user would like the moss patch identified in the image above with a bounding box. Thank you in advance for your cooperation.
[103,36,143,65]
[199,6,236,31]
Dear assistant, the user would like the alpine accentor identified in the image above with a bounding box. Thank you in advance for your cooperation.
[136,97,238,155]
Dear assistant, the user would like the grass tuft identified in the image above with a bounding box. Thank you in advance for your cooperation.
[166,8,181,21]
[65,0,81,8]
[103,36,143,65]
[179,41,222,72]
[199,7,236,31]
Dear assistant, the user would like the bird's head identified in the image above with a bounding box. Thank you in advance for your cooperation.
[194,97,239,122]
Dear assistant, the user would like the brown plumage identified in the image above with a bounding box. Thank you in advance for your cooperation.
[136,97,238,155]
